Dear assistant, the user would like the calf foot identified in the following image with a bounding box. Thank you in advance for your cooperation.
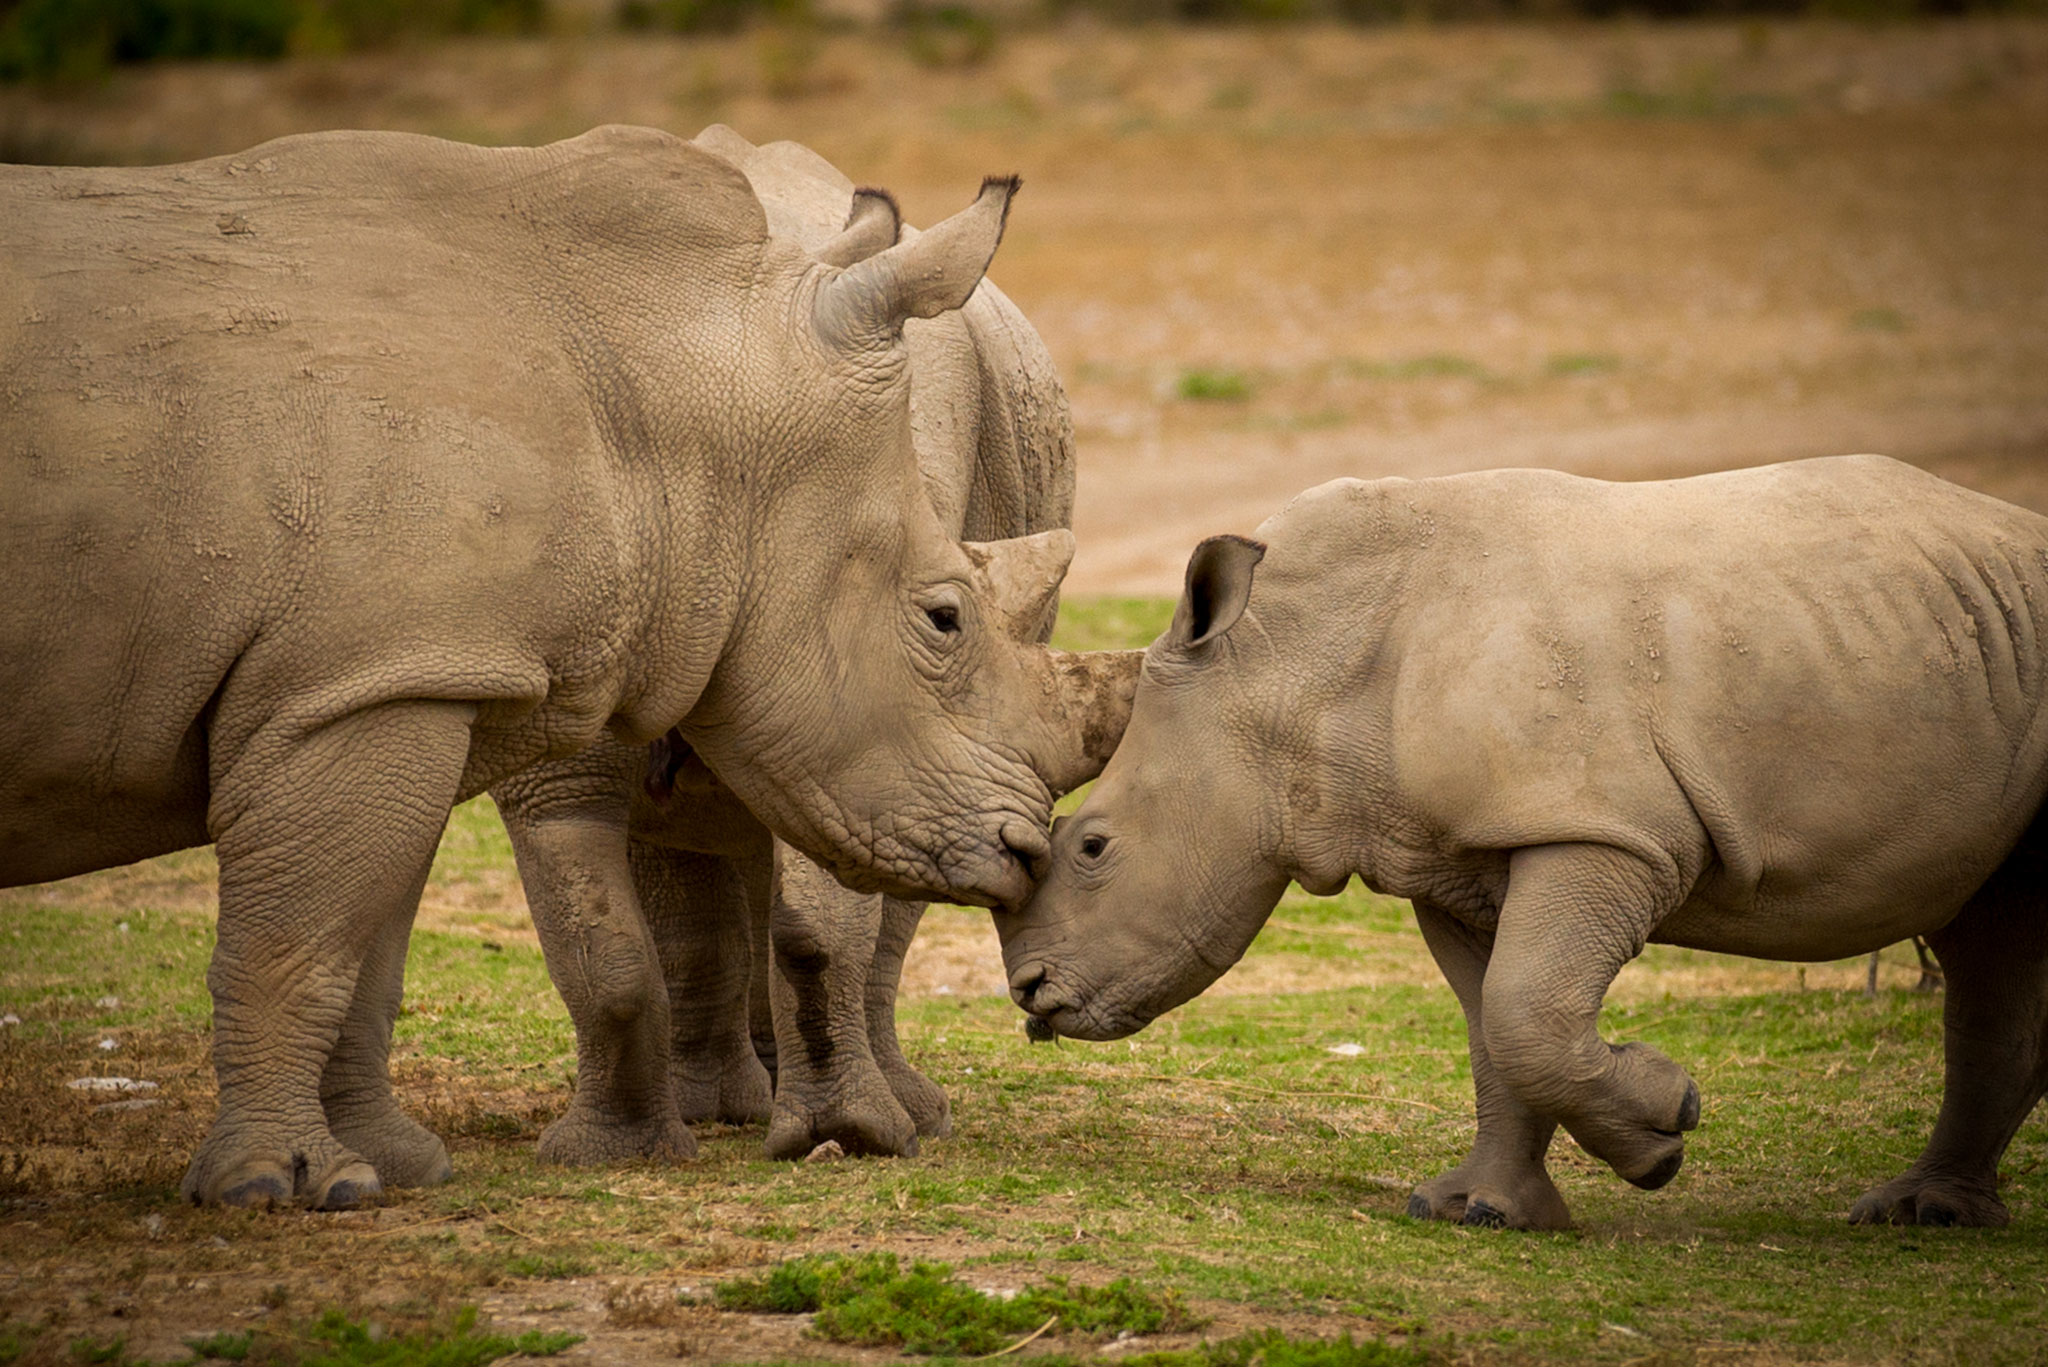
[1564,1046,1700,1190]
[1407,1159,1572,1231]
[537,1103,698,1165]
[181,1117,382,1210]
[1849,1170,2009,1228]
[326,1104,453,1189]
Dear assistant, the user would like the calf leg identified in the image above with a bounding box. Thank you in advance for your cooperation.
[182,701,471,1209]
[765,851,918,1159]
[1482,844,1699,1191]
[1407,901,1570,1230]
[636,840,775,1127]
[320,894,452,1188]
[1849,836,2048,1227]
[867,898,951,1138]
[499,752,696,1164]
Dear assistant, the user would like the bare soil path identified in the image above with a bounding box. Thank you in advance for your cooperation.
[5,19,2044,590]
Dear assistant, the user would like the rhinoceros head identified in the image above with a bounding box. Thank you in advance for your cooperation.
[996,534,1295,1039]
[673,175,1138,913]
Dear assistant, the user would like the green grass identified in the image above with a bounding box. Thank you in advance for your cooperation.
[715,1252,1201,1354]
[1175,369,1253,403]
[3,594,2046,1363]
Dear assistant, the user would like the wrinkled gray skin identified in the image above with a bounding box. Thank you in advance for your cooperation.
[496,127,1134,1164]
[1001,456,2048,1230]
[0,125,1126,1209]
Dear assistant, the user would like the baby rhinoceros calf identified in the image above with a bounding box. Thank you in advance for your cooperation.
[998,455,2048,1231]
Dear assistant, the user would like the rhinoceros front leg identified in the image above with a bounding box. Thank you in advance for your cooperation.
[633,838,775,1127]
[765,852,919,1159]
[182,701,472,1209]
[1406,901,1569,1230]
[1481,844,1700,1193]
[1850,835,2048,1227]
[868,896,951,1139]
[319,893,452,1189]
[499,757,697,1165]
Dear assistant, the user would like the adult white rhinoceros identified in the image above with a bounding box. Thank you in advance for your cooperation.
[494,126,1136,1165]
[0,125,1112,1209]
[998,456,2048,1230]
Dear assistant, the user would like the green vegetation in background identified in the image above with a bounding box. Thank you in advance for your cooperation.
[0,0,546,79]
[713,1252,1204,1354]
[1051,595,1177,653]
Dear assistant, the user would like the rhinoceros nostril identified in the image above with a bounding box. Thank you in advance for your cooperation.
[1008,962,1047,1011]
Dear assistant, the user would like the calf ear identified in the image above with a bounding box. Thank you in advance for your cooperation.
[1167,535,1265,650]
[816,188,901,268]
[813,175,1018,351]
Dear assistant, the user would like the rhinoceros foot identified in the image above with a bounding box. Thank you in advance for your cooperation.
[765,1064,919,1160]
[537,1104,698,1165]
[674,1049,774,1128]
[181,1121,385,1210]
[327,1106,453,1189]
[1848,1172,2010,1228]
[1406,1161,1572,1231]
[882,1059,952,1139]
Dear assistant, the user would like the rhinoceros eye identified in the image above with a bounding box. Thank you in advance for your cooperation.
[1079,834,1108,860]
[926,604,961,634]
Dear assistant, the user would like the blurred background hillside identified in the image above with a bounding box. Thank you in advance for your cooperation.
[3,0,2043,590]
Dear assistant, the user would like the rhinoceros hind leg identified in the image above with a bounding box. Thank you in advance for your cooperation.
[869,898,952,1139]
[1481,845,1697,1191]
[1849,827,2048,1227]
[765,856,919,1159]
[1408,902,1573,1231]
[322,889,451,1188]
[184,699,473,1210]
[635,841,776,1127]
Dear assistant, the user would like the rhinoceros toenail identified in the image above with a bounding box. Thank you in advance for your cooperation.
[1404,1194,1434,1221]
[1918,1201,1960,1227]
[1463,1199,1509,1229]
[221,1175,287,1209]
[1631,1150,1685,1191]
[1676,1081,1701,1131]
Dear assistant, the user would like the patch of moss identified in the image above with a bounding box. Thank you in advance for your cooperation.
[716,1253,1199,1355]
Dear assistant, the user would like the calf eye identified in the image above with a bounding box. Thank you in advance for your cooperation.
[926,605,961,634]
[1079,834,1108,859]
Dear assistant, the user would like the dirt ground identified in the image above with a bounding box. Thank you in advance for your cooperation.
[3,18,2045,591]
[4,19,2048,1363]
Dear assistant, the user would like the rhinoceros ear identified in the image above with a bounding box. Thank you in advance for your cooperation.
[1168,535,1265,651]
[813,175,1018,351]
[964,528,1074,643]
[816,188,901,268]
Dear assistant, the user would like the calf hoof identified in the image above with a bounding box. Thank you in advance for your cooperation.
[1462,1199,1510,1229]
[1406,1166,1572,1231]
[1848,1175,2009,1228]
[1627,1146,1685,1192]
[537,1107,698,1165]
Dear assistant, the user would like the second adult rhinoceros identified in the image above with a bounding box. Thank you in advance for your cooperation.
[496,126,1135,1165]
[0,125,1111,1209]
[998,456,2048,1229]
